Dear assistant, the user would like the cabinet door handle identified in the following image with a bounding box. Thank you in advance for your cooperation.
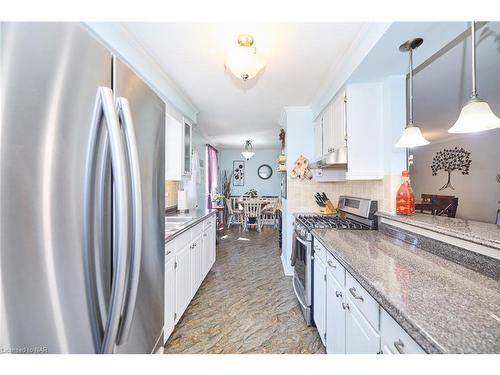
[335,290,342,298]
[327,260,336,269]
[349,287,364,302]
[393,339,405,354]
[342,302,349,310]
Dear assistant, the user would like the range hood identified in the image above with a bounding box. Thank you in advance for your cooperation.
[310,146,348,169]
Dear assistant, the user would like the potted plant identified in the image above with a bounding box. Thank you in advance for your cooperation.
[245,189,258,198]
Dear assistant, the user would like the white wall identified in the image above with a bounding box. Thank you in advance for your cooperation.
[219,149,281,197]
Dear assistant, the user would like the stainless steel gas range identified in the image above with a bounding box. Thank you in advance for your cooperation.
[292,196,378,325]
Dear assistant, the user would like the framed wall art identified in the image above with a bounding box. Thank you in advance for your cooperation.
[233,160,245,186]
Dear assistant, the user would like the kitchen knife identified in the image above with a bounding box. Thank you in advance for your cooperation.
[321,192,328,202]
[315,196,325,207]
[315,193,324,203]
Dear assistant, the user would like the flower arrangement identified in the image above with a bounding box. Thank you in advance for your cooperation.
[212,193,226,206]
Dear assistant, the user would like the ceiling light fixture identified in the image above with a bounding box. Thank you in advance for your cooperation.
[395,38,430,148]
[225,34,265,81]
[448,22,500,133]
[241,140,255,160]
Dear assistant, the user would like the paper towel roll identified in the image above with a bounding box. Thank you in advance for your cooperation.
[177,190,188,211]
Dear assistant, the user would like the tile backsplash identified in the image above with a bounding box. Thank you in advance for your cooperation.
[287,177,384,214]
[165,180,180,209]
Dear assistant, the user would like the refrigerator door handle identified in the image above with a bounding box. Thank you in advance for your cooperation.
[114,97,143,346]
[84,86,130,354]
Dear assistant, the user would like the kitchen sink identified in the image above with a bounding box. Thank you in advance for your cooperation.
[165,222,182,230]
[165,216,195,223]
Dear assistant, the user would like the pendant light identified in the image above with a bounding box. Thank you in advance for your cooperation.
[395,38,430,148]
[225,34,266,81]
[448,22,500,133]
[241,140,255,160]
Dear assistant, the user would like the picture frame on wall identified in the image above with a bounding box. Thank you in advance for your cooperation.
[280,172,287,199]
[233,160,245,186]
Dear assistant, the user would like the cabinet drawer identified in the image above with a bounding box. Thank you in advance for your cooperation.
[313,238,326,263]
[203,215,215,229]
[380,309,425,354]
[174,230,191,250]
[191,222,203,238]
[165,242,175,256]
[326,251,345,287]
[346,272,379,330]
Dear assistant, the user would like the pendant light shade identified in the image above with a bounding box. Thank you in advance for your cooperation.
[395,38,430,148]
[225,34,266,81]
[241,140,255,160]
[448,22,500,133]
[395,126,430,148]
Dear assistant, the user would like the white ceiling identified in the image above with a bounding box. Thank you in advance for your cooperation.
[122,22,368,149]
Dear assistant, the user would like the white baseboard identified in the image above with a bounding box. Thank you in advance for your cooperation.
[281,253,294,276]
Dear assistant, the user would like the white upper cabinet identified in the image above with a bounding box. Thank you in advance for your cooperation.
[165,113,193,180]
[345,82,384,180]
[318,92,346,158]
[313,120,323,161]
[321,103,334,155]
[183,118,192,176]
[314,83,384,180]
[165,113,183,180]
[332,93,346,153]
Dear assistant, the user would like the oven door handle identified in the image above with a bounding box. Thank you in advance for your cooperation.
[295,236,310,247]
[292,277,308,310]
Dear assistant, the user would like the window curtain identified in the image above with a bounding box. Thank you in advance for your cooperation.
[206,144,218,209]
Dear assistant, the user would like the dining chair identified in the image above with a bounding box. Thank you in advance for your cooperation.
[420,194,459,218]
[225,198,243,228]
[243,199,262,232]
[261,198,279,228]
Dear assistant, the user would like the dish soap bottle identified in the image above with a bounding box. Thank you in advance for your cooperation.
[396,170,415,216]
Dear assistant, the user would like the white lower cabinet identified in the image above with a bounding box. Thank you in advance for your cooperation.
[380,308,424,354]
[164,255,176,339]
[191,234,203,297]
[345,296,380,354]
[202,229,211,278]
[313,256,327,346]
[313,235,425,354]
[175,242,192,323]
[164,215,217,343]
[210,221,216,266]
[326,271,345,354]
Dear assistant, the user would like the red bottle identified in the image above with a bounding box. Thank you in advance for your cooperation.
[396,170,415,216]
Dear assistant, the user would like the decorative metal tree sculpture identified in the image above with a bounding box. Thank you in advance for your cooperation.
[431,147,471,190]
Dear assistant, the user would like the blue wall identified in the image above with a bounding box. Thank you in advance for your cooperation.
[281,109,314,275]
[219,149,281,197]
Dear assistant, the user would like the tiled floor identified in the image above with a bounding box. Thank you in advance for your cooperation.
[164,226,325,354]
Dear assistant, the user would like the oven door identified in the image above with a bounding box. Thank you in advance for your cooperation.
[292,232,312,325]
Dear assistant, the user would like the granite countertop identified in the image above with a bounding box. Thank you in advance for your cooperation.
[165,209,216,245]
[376,211,500,250]
[311,228,500,354]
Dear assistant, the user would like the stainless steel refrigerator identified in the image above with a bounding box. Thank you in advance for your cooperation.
[0,22,165,353]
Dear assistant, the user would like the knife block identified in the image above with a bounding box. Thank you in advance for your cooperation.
[320,200,336,215]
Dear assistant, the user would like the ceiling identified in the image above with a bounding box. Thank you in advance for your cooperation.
[122,22,368,149]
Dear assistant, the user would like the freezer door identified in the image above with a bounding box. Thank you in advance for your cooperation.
[0,23,113,353]
[113,57,165,353]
